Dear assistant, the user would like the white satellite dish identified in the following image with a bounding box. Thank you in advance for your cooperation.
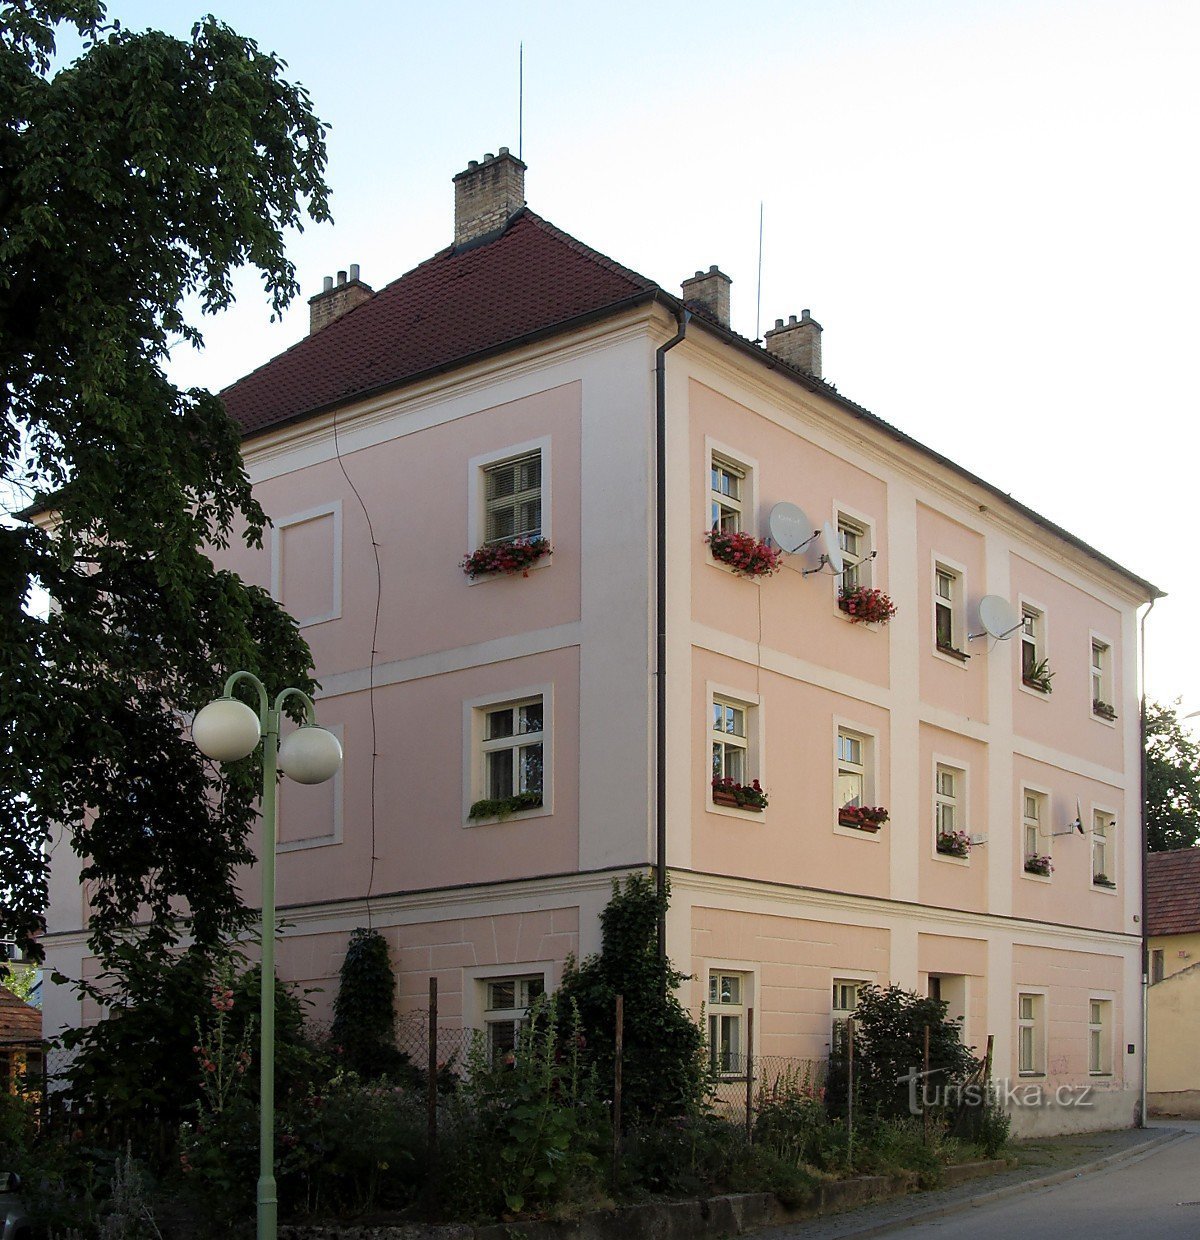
[767,502,814,554]
[974,594,1022,641]
[822,521,845,575]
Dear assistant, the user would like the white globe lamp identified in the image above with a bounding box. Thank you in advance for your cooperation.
[192,697,262,762]
[277,725,342,785]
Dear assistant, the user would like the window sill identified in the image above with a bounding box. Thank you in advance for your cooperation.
[935,643,970,663]
[1017,1071,1045,1079]
[1021,868,1053,883]
[1091,881,1119,895]
[277,834,340,854]
[933,849,971,867]
[709,800,766,822]
[834,821,884,841]
[467,555,553,586]
[1019,678,1052,697]
[1090,711,1118,728]
[463,804,551,828]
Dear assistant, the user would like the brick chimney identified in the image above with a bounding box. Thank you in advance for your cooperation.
[308,264,374,335]
[680,266,731,328]
[453,148,526,247]
[764,310,822,378]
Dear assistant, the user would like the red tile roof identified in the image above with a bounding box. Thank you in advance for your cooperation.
[222,210,657,437]
[0,986,40,1045]
[1146,847,1200,937]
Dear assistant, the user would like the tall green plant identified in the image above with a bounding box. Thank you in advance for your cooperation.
[330,927,410,1081]
[557,874,708,1123]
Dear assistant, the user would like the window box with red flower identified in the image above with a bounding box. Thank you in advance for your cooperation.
[711,777,769,811]
[837,804,889,832]
[461,536,552,579]
[705,529,782,579]
[936,830,972,859]
[837,586,897,626]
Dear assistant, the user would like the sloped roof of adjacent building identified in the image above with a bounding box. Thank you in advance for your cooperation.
[220,207,1162,601]
[222,210,657,437]
[1146,847,1200,937]
[0,985,41,1045]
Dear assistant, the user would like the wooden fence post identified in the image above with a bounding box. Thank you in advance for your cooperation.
[745,1006,754,1142]
[846,1017,855,1169]
[922,1023,931,1144]
[613,994,624,1189]
[428,977,438,1152]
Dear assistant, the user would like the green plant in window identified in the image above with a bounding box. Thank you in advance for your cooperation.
[468,791,544,820]
[1023,658,1054,694]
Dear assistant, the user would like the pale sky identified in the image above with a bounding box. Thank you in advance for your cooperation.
[65,2,1200,710]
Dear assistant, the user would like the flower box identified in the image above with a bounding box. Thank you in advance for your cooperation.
[467,791,543,821]
[1092,699,1117,721]
[1022,658,1054,694]
[837,805,889,832]
[936,642,970,662]
[1093,874,1116,889]
[837,586,897,626]
[1024,853,1054,877]
[461,537,552,579]
[936,831,972,859]
[705,529,782,578]
[711,777,768,810]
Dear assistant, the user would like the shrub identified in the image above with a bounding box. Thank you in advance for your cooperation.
[557,874,709,1124]
[752,1063,827,1166]
[329,927,414,1083]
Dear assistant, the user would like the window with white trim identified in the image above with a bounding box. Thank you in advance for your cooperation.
[1092,811,1115,885]
[1088,999,1112,1075]
[837,729,867,809]
[707,971,748,1076]
[710,455,744,534]
[831,978,861,1051]
[934,563,965,657]
[1017,992,1044,1075]
[1022,790,1046,865]
[935,764,961,842]
[1021,606,1045,684]
[1091,640,1115,716]
[481,698,544,803]
[482,975,545,1061]
[837,514,870,593]
[484,451,542,544]
[712,697,749,785]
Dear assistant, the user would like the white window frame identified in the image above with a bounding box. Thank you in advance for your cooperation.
[927,973,968,1027]
[270,501,343,627]
[1091,807,1117,890]
[931,553,969,666]
[1021,784,1052,879]
[1090,632,1116,722]
[710,455,745,535]
[933,759,970,865]
[833,718,882,840]
[833,503,875,598]
[276,722,345,853]
[704,438,757,560]
[1088,996,1113,1076]
[706,968,752,1078]
[1018,597,1050,695]
[462,683,553,825]
[707,683,764,817]
[467,437,553,584]
[830,972,875,1050]
[1017,989,1046,1076]
[463,962,552,1062]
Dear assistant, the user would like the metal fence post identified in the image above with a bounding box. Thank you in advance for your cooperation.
[427,978,438,1152]
[846,1017,855,1168]
[613,994,624,1190]
[745,1006,754,1142]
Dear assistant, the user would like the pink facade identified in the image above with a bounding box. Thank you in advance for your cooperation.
[42,153,1158,1134]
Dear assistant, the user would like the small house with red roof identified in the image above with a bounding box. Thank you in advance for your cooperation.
[1146,846,1200,1116]
[0,983,43,1096]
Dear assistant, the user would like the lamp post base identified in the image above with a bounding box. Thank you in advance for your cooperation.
[258,1175,278,1240]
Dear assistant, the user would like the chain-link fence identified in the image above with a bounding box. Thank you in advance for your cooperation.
[711,1053,828,1127]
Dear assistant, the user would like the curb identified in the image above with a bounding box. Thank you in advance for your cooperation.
[821,1128,1187,1238]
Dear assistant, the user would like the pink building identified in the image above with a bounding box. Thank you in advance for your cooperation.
[44,150,1160,1133]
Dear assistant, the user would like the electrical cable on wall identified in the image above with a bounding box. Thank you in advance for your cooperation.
[331,403,383,927]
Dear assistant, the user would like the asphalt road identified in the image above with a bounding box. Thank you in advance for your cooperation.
[886,1127,1200,1239]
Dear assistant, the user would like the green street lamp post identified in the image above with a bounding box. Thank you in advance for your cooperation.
[192,671,342,1240]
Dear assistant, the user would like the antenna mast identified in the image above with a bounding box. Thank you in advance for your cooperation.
[519,42,524,160]
[755,201,764,343]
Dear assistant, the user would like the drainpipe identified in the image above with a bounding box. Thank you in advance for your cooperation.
[655,309,689,963]
[1138,596,1156,1127]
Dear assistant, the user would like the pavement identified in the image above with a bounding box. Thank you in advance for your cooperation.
[754,1123,1193,1240]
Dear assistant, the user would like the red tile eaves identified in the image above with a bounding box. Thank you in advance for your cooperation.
[221,210,657,438]
[1146,847,1200,937]
[0,986,41,1045]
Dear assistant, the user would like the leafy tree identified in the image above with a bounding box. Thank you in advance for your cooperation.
[827,984,978,1121]
[0,2,330,963]
[1145,699,1200,852]
[557,873,708,1123]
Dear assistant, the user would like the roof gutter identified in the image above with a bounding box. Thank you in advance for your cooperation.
[1138,595,1156,1127]
[655,308,689,964]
